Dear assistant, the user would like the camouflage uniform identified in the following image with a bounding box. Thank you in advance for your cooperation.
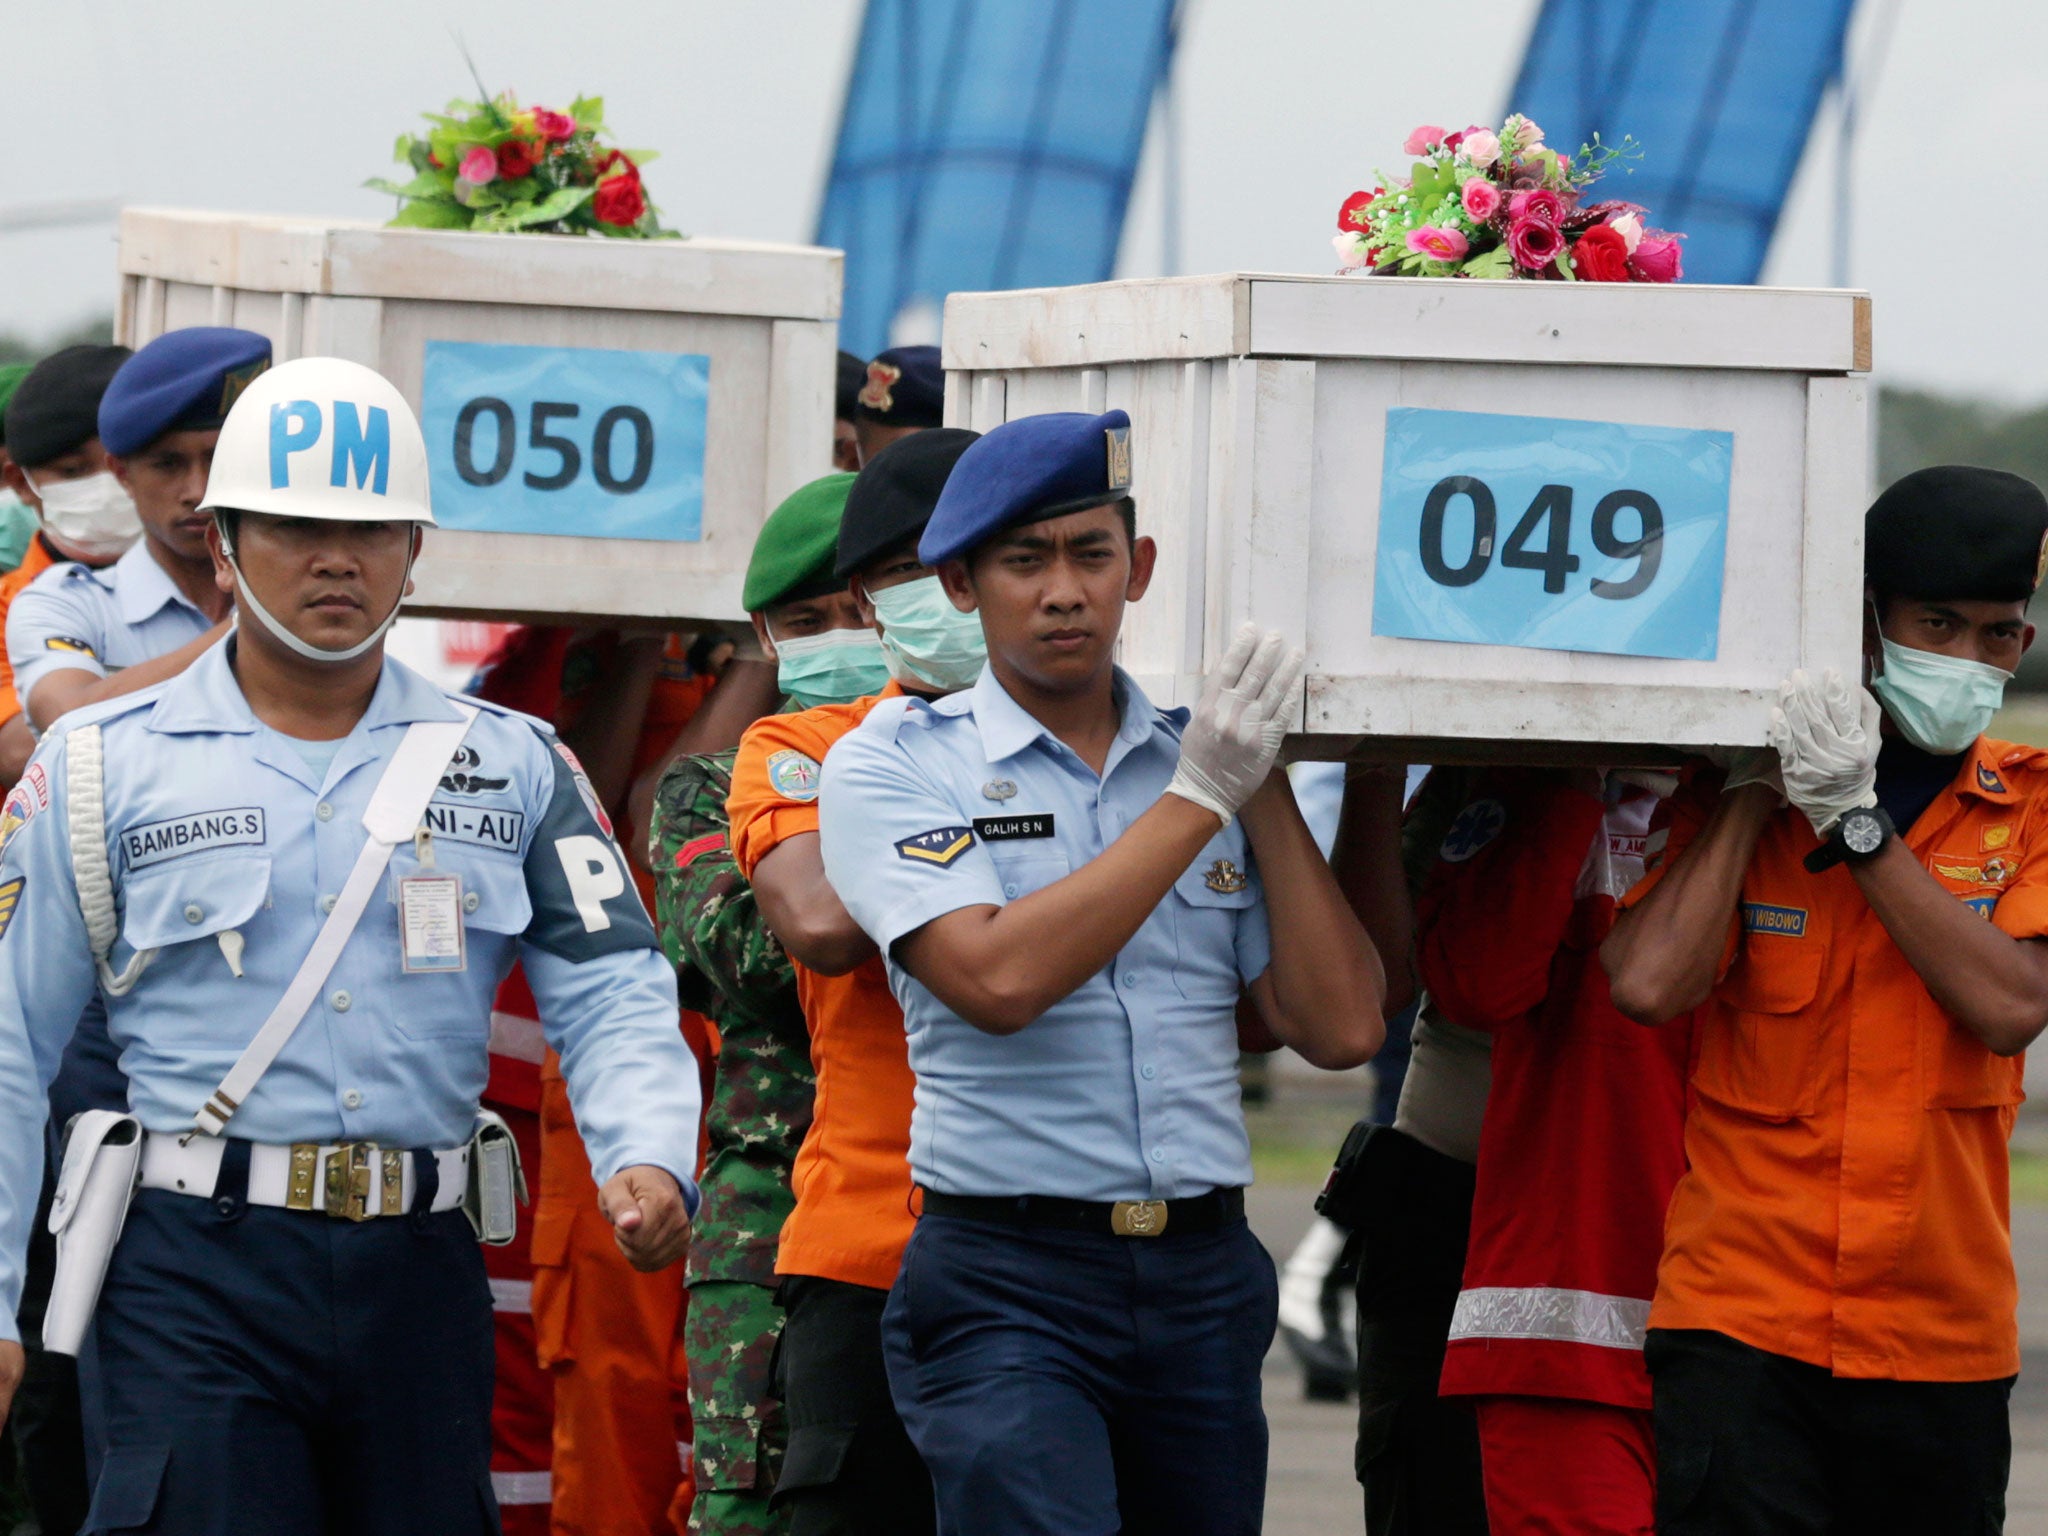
[653,745,816,1536]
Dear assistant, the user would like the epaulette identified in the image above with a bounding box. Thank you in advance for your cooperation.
[458,691,556,738]
[49,677,177,737]
[870,695,926,742]
[1993,742,2048,775]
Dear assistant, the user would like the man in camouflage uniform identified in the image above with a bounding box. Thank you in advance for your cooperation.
[652,473,888,1535]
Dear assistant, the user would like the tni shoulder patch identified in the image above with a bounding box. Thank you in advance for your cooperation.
[896,826,975,867]
[0,877,23,942]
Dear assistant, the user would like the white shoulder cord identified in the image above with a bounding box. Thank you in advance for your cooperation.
[66,724,156,996]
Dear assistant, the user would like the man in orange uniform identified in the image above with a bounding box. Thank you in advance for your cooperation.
[468,625,721,1534]
[727,429,978,1533]
[1603,466,2048,1533]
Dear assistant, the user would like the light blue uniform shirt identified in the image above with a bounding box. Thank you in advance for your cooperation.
[819,666,1271,1204]
[7,540,214,733]
[0,640,702,1341]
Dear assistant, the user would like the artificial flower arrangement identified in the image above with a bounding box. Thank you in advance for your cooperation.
[1334,115,1681,283]
[368,92,672,238]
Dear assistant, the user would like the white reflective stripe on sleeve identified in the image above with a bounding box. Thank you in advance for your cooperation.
[488,1010,547,1064]
[491,1468,551,1505]
[1447,1285,1651,1351]
[489,1278,533,1314]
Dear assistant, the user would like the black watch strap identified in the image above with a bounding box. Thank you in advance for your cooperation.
[1803,805,1894,873]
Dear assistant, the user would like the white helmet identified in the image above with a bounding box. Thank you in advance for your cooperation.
[203,356,432,664]
[199,355,434,525]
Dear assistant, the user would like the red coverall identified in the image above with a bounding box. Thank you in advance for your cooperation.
[1416,770,1695,1536]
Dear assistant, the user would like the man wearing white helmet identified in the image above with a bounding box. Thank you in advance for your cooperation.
[0,356,703,1534]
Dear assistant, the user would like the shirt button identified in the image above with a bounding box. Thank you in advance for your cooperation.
[1150,1147,1166,1164]
[1121,971,1139,987]
[316,802,335,822]
[183,903,204,924]
[1141,1064,1156,1080]
[1004,883,1019,898]
[463,891,481,914]
[319,894,337,915]
[330,989,352,1013]
[342,1089,363,1110]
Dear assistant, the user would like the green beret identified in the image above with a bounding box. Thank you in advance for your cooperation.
[743,473,857,612]
[0,363,33,447]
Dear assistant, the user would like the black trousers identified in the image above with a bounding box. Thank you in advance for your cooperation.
[1351,1127,1487,1536]
[85,1150,494,1535]
[1648,1328,2012,1535]
[772,1274,935,1536]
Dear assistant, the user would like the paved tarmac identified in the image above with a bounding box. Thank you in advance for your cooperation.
[1246,1083,2048,1533]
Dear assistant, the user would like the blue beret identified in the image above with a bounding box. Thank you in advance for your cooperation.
[99,327,272,457]
[856,345,943,428]
[919,409,1133,565]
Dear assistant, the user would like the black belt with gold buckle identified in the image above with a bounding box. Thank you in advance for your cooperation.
[917,1187,1244,1239]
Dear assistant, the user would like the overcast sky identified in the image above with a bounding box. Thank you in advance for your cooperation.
[3,0,2041,400]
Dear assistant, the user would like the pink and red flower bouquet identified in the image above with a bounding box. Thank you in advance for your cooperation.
[369,92,672,239]
[1334,116,1682,283]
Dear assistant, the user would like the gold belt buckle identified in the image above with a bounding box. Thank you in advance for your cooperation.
[323,1142,379,1221]
[1110,1199,1168,1238]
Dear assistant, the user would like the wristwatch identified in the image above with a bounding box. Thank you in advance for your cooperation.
[1803,804,1895,873]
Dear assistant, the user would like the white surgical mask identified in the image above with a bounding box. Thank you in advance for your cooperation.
[23,469,141,562]
[871,575,987,693]
[1871,637,2011,755]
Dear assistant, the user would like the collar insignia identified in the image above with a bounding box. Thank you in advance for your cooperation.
[1977,762,2007,795]
[1204,858,1248,894]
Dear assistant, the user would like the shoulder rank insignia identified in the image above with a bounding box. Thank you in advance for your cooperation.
[44,635,97,656]
[896,826,974,867]
[0,876,23,942]
[982,780,1017,801]
[1204,858,1248,894]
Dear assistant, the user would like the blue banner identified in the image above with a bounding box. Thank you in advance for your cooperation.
[421,341,709,542]
[1371,407,1732,661]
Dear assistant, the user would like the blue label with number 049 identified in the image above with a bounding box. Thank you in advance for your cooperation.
[421,340,709,542]
[1370,407,1733,661]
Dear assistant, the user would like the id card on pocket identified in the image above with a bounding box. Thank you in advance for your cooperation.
[397,873,467,973]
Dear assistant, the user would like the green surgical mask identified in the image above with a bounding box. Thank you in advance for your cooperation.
[768,624,890,708]
[1870,637,2011,754]
[872,575,988,694]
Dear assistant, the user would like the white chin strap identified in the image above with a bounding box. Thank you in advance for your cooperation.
[217,518,413,665]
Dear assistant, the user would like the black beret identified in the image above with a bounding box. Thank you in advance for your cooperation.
[837,427,979,576]
[1866,465,2048,604]
[835,350,867,423]
[855,345,943,428]
[6,345,131,468]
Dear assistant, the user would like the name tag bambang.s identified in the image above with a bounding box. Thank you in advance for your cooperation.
[123,809,266,870]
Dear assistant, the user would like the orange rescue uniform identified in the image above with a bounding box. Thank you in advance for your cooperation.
[1628,737,2045,1382]
[0,535,63,726]
[726,688,917,1290]
[471,624,719,1534]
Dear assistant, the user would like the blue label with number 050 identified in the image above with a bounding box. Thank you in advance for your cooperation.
[1370,407,1733,660]
[422,340,709,542]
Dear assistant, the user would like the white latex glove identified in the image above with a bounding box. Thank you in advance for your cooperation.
[1167,624,1307,825]
[1766,668,1880,837]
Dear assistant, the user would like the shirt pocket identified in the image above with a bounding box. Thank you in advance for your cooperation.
[118,854,272,957]
[1920,991,2025,1110]
[1696,941,1827,1120]
[386,847,532,1040]
[986,846,1071,903]
[1170,836,1259,999]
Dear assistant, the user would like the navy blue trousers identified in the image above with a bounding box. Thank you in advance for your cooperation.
[84,1158,496,1535]
[882,1212,1277,1536]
